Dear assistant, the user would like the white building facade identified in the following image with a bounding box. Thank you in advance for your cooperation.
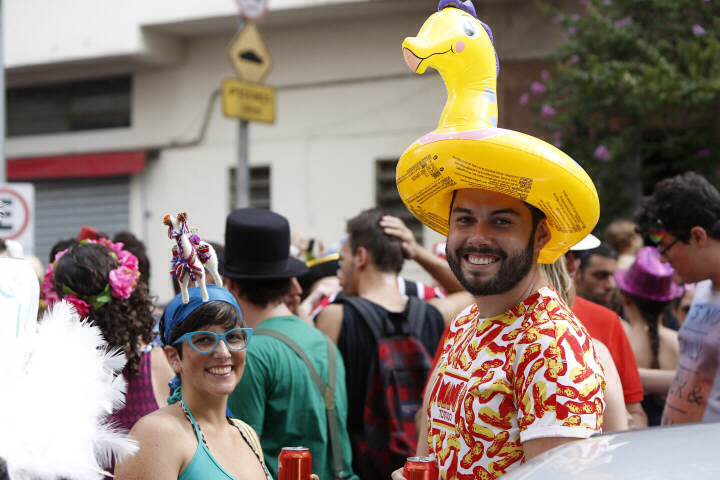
[6,0,569,301]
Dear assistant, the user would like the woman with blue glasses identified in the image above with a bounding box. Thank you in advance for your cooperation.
[115,285,271,480]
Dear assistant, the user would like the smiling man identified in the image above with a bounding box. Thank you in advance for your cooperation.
[416,190,606,478]
[392,1,606,478]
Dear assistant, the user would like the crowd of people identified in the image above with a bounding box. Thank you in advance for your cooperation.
[2,1,720,479]
[1,169,718,480]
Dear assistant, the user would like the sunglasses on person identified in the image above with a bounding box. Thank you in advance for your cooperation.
[640,220,683,256]
[173,327,253,355]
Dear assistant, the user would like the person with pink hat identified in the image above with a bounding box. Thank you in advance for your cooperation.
[615,246,683,426]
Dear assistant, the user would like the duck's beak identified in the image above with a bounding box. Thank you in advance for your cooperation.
[402,44,423,73]
[402,37,437,74]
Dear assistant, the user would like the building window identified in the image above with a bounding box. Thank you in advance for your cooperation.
[7,76,132,137]
[229,166,271,210]
[375,159,423,244]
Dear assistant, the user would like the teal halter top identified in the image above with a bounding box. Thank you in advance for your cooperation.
[178,399,271,480]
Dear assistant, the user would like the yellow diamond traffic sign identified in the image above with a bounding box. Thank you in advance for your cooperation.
[221,78,276,124]
[227,22,272,83]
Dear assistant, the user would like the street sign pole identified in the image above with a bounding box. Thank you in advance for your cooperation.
[0,0,6,184]
[235,18,250,209]
[229,1,272,209]
[236,119,250,208]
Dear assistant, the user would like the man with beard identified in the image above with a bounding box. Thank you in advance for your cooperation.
[392,3,605,477]
[406,189,606,478]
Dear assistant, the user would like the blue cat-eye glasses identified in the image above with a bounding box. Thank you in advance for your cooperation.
[172,327,253,355]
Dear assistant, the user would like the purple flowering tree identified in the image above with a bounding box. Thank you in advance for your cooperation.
[527,0,720,225]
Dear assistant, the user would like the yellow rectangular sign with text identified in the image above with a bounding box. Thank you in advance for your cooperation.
[222,79,276,124]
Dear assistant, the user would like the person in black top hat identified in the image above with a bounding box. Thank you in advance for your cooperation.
[224,208,357,480]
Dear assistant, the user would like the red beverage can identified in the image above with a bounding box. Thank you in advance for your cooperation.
[403,456,439,480]
[278,446,312,480]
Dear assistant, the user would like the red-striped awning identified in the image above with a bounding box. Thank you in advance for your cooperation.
[8,151,146,180]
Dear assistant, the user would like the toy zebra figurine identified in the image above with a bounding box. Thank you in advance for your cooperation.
[163,212,223,303]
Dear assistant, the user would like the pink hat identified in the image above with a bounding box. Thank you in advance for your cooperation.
[614,246,683,302]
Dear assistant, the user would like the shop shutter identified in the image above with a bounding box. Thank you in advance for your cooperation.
[34,177,130,264]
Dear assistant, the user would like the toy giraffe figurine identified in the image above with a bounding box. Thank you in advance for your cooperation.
[163,212,223,303]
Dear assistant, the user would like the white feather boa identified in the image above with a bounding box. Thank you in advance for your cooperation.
[0,301,138,480]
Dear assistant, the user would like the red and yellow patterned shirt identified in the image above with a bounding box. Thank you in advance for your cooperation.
[427,287,605,479]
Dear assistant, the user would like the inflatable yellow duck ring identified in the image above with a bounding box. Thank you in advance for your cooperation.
[396,0,600,263]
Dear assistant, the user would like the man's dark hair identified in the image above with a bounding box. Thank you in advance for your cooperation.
[230,278,292,308]
[575,243,618,271]
[637,171,720,242]
[165,301,242,358]
[346,208,404,273]
[113,231,151,284]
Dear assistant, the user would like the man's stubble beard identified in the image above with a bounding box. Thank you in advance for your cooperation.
[447,233,535,297]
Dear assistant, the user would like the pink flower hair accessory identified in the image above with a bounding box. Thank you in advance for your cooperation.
[63,295,91,318]
[40,238,141,315]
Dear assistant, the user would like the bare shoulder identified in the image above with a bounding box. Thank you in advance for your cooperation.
[315,303,343,330]
[317,303,343,321]
[131,407,188,441]
[659,326,679,352]
[659,325,678,340]
[150,346,171,367]
[316,303,344,344]
[591,339,611,359]
[115,407,193,479]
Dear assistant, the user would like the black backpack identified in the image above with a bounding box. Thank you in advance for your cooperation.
[336,297,434,479]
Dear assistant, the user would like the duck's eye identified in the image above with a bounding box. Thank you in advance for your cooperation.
[463,19,479,38]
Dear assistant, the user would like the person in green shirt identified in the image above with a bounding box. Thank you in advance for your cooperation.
[224,208,357,480]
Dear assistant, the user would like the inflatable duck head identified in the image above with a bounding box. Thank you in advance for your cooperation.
[403,0,499,133]
[396,0,600,263]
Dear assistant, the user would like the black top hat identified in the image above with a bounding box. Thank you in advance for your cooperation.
[223,208,308,280]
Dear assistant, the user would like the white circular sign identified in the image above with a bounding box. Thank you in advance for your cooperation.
[0,188,30,240]
[235,0,268,20]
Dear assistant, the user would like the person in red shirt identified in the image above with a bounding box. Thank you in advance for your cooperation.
[567,238,648,428]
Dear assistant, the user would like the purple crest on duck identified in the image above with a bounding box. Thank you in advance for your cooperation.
[396,0,600,264]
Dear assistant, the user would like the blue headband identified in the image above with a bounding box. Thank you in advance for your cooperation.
[161,285,243,346]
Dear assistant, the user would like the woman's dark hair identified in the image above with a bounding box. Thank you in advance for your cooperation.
[52,242,155,376]
[627,293,671,369]
[49,237,78,263]
[113,231,151,284]
[165,301,243,358]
